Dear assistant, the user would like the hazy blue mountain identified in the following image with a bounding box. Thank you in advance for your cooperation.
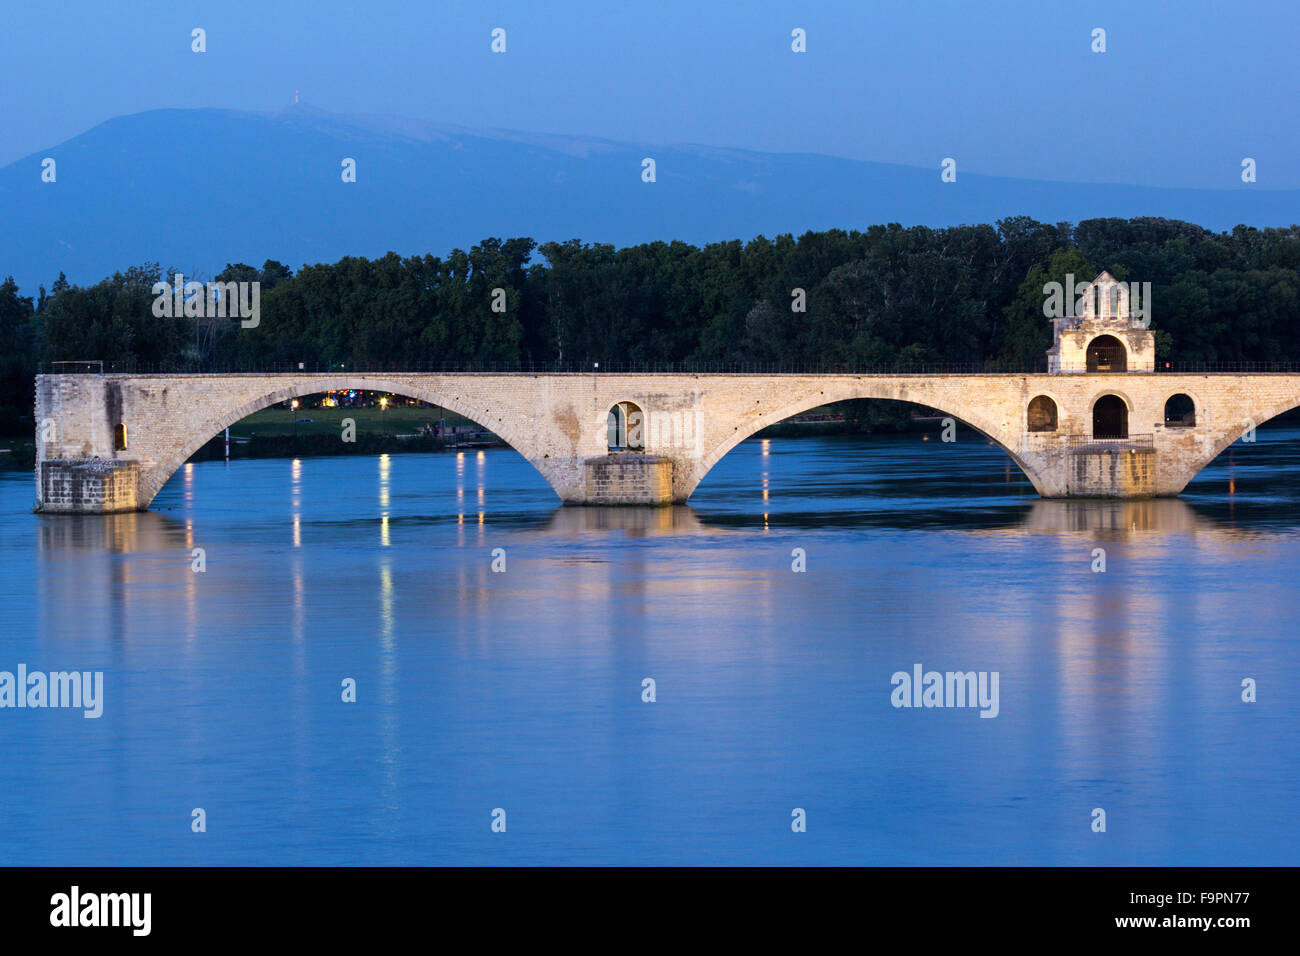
[1,104,1295,295]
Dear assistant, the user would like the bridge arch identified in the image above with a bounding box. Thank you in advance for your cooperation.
[1086,334,1127,372]
[1163,392,1197,427]
[1091,393,1129,439]
[1027,393,1062,433]
[607,399,645,451]
[687,383,1046,498]
[1086,387,1135,410]
[1178,392,1300,491]
[138,376,562,507]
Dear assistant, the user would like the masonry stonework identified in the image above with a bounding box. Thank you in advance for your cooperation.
[33,370,1300,512]
[38,459,141,513]
[1067,447,1156,497]
[583,454,674,505]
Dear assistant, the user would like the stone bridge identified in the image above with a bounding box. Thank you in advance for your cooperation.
[31,370,1300,512]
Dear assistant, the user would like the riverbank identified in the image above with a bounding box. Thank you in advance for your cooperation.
[189,431,452,462]
[0,441,34,470]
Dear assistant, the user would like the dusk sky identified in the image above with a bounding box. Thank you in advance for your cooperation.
[3,0,1296,188]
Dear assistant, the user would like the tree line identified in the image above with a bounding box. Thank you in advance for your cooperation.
[3,216,1300,435]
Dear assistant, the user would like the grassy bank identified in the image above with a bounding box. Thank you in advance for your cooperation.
[190,431,450,462]
[197,401,489,462]
[230,402,476,439]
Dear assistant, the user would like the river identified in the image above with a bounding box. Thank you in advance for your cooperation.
[1,430,1297,864]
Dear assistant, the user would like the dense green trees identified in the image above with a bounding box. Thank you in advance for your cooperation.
[0,277,36,434]
[3,216,1300,436]
[37,264,190,366]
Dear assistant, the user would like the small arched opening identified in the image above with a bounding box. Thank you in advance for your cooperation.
[1164,393,1196,427]
[1086,334,1127,372]
[1092,395,1129,439]
[607,401,644,451]
[113,423,128,452]
[1027,395,1058,432]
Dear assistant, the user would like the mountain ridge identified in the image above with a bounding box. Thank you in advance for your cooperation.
[2,105,1295,296]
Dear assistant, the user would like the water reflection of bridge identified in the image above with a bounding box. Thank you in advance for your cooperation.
[35,496,1243,557]
[1018,498,1211,534]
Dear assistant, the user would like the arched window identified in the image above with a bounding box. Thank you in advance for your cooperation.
[1092,395,1128,439]
[1086,335,1127,372]
[607,402,644,451]
[113,423,128,451]
[1164,393,1195,427]
[1027,395,1058,432]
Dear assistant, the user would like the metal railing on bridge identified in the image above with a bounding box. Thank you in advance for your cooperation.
[1026,433,1155,451]
[37,360,1300,376]
[35,359,1053,375]
[47,360,105,374]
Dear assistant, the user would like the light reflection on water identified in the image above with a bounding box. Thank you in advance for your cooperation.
[1,429,1297,865]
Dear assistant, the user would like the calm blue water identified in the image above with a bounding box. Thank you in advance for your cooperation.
[1,431,1298,865]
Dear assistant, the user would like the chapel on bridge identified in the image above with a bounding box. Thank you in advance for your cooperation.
[1046,271,1154,373]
